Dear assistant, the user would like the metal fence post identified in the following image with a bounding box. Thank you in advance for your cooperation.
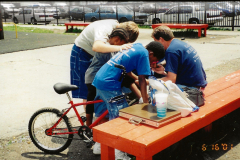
[155,2,156,20]
[232,1,235,31]
[116,4,118,21]
[23,7,25,24]
[44,7,46,25]
[177,2,180,24]
[83,6,85,22]
[0,4,4,40]
[56,6,58,25]
[99,5,101,20]
[69,5,71,22]
[204,2,207,24]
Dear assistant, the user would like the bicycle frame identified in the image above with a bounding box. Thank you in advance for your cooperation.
[46,92,108,136]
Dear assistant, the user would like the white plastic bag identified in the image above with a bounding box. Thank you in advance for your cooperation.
[148,76,197,117]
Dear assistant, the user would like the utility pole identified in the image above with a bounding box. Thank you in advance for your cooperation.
[0,1,4,40]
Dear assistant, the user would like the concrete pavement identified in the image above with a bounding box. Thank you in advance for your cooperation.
[1,24,240,139]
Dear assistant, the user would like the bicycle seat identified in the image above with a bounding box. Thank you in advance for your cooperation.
[53,83,78,94]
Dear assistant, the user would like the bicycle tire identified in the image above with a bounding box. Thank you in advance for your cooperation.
[28,108,73,154]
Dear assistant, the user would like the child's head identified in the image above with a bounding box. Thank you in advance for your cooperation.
[145,41,165,64]
[108,28,129,45]
[118,21,139,43]
[151,25,174,41]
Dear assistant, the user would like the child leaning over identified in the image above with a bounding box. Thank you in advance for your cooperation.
[91,41,165,159]
[92,41,165,120]
[84,28,140,126]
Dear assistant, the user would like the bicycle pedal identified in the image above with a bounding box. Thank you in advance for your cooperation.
[81,116,87,123]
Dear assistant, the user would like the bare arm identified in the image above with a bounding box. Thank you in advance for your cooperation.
[151,64,167,76]
[138,75,148,103]
[161,71,177,83]
[92,41,133,53]
[127,72,138,81]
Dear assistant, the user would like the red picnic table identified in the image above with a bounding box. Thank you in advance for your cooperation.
[64,22,90,31]
[152,23,208,38]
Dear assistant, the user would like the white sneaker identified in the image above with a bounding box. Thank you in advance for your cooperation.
[93,142,101,155]
[115,149,131,160]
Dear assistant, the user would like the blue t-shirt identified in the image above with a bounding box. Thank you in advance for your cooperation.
[165,39,207,88]
[92,43,151,91]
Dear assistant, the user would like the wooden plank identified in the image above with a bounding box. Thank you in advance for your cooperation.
[204,70,240,97]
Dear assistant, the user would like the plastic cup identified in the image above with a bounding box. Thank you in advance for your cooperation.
[155,94,168,118]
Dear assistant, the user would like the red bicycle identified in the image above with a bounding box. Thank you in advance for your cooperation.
[28,64,139,154]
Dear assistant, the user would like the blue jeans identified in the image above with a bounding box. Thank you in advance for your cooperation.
[70,44,93,99]
[94,89,129,120]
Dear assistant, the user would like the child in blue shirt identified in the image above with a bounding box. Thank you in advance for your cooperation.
[92,41,165,121]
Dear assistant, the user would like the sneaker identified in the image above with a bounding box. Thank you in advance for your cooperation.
[93,142,101,155]
[115,149,131,160]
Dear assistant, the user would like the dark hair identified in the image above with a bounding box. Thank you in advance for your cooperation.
[146,41,165,60]
[108,28,129,42]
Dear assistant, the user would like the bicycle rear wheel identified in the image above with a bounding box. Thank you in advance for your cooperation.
[28,108,73,154]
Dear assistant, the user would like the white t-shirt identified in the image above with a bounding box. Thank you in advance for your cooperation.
[74,19,119,56]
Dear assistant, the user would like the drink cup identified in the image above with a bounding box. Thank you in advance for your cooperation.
[155,94,168,118]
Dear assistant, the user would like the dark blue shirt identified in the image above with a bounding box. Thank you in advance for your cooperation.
[165,39,207,88]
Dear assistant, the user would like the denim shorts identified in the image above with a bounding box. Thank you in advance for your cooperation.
[94,89,129,120]
[70,44,93,99]
[176,84,200,91]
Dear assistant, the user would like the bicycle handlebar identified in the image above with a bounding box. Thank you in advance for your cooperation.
[114,64,126,71]
[114,64,126,82]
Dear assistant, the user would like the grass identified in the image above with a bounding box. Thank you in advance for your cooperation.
[208,27,231,31]
[3,26,54,33]
[138,24,152,29]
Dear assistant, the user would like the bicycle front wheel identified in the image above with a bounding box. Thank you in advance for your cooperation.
[28,108,73,154]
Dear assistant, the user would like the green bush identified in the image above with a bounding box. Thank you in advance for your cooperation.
[65,27,83,33]
[208,27,231,31]
[137,24,152,29]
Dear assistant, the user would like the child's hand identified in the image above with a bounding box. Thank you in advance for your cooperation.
[119,43,133,52]
[151,64,167,75]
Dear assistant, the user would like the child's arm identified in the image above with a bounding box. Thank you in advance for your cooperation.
[92,41,132,53]
[138,75,148,103]
[127,72,138,81]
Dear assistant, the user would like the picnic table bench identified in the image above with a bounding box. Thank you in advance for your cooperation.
[152,23,208,38]
[64,22,90,31]
[93,69,240,160]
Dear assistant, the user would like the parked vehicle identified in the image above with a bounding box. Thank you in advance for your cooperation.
[68,6,93,20]
[12,8,54,24]
[139,2,175,13]
[1,3,20,19]
[84,5,149,24]
[1,5,10,19]
[26,3,51,8]
[147,5,223,25]
[47,8,69,19]
[207,2,238,17]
